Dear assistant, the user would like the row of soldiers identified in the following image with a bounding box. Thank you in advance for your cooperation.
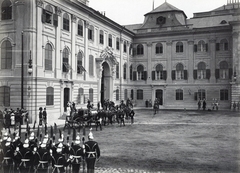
[0,127,100,173]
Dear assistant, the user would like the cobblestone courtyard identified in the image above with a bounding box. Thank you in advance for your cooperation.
[87,109,240,173]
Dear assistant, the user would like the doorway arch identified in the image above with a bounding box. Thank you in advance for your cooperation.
[100,62,111,104]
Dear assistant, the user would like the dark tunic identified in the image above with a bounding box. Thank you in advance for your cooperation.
[84,140,100,172]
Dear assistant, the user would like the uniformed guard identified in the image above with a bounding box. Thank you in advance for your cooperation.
[1,137,14,173]
[69,135,84,173]
[51,142,69,173]
[94,112,102,131]
[84,129,100,173]
[35,137,51,173]
[14,138,34,173]
[29,132,38,151]
[129,109,135,124]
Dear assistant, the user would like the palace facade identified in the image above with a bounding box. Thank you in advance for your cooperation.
[0,0,239,123]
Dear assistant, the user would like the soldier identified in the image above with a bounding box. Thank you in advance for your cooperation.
[69,135,84,173]
[14,138,34,173]
[29,132,38,151]
[43,107,47,125]
[39,107,43,126]
[95,112,102,131]
[51,142,70,173]
[35,138,51,173]
[129,109,135,124]
[1,137,14,173]
[84,129,100,173]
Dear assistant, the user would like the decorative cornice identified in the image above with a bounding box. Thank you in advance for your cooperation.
[56,7,62,16]
[72,15,77,23]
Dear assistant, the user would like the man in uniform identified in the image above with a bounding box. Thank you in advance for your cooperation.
[14,138,34,173]
[69,135,84,173]
[1,137,14,173]
[84,129,100,173]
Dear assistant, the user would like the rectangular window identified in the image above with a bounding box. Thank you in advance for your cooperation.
[137,90,143,100]
[88,29,93,40]
[176,89,183,100]
[46,87,54,105]
[109,37,112,47]
[116,40,120,50]
[220,89,228,100]
[0,86,10,107]
[198,89,206,100]
[100,34,104,44]
[78,24,83,36]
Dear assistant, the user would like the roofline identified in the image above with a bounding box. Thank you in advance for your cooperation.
[144,10,187,18]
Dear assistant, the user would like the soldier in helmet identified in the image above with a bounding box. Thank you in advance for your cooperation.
[35,137,51,173]
[14,138,34,173]
[69,134,84,173]
[51,142,70,173]
[1,137,14,173]
[84,129,100,173]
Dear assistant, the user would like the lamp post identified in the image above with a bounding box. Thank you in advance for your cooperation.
[21,31,24,109]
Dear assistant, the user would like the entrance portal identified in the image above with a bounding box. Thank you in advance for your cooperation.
[100,62,111,105]
[156,89,163,105]
[64,88,70,112]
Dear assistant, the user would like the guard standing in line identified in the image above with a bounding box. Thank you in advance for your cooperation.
[69,135,84,173]
[84,129,100,173]
[14,138,34,173]
[35,138,51,173]
[1,137,14,173]
[39,107,43,126]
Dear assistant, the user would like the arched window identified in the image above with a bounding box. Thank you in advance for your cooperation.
[137,89,143,100]
[124,89,128,100]
[1,0,12,20]
[130,65,133,80]
[176,42,183,53]
[197,40,207,52]
[116,63,119,79]
[1,40,12,69]
[137,65,144,80]
[78,20,83,36]
[176,89,183,100]
[46,87,54,105]
[62,48,69,72]
[137,44,144,55]
[77,52,85,74]
[219,61,228,79]
[78,88,84,104]
[45,43,52,71]
[88,25,94,41]
[108,34,112,47]
[220,39,228,51]
[0,86,10,107]
[176,63,184,80]
[123,63,127,79]
[99,30,104,44]
[156,43,163,54]
[89,55,94,76]
[116,89,119,101]
[197,62,206,79]
[155,64,164,80]
[45,5,53,24]
[124,41,127,53]
[63,13,69,31]
[116,37,120,50]
[89,88,93,102]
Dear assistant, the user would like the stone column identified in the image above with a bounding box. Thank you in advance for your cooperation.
[188,40,194,83]
[147,42,152,84]
[166,41,172,83]
[209,38,216,83]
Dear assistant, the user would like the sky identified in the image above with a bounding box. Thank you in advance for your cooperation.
[89,0,228,25]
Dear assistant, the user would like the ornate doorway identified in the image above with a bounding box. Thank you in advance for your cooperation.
[101,62,111,105]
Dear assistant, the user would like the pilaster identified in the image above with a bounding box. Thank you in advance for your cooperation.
[147,42,152,84]
[209,38,216,83]
[188,40,194,83]
[166,41,172,83]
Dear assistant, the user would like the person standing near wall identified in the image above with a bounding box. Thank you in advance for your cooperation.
[43,107,47,125]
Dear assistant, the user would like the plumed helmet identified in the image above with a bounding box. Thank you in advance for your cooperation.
[29,132,35,140]
[5,137,11,146]
[88,128,94,140]
[23,139,29,148]
[75,135,81,144]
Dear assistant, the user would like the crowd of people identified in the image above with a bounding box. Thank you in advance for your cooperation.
[0,126,100,173]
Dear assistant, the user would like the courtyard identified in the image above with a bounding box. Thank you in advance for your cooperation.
[86,109,240,173]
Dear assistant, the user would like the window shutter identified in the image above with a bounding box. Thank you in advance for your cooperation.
[194,44,197,52]
[42,9,46,23]
[133,71,137,81]
[53,14,58,27]
[172,70,175,80]
[216,43,220,51]
[184,70,188,80]
[163,71,167,80]
[215,69,219,79]
[206,43,208,52]
[206,69,211,79]
[144,71,147,80]
[152,71,155,80]
[193,70,197,79]
[229,68,233,79]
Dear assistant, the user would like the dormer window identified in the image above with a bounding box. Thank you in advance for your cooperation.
[220,20,227,24]
[156,16,166,25]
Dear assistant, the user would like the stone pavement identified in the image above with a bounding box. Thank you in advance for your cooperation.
[94,167,164,173]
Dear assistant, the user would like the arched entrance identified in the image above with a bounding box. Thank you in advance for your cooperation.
[156,89,163,105]
[100,62,111,104]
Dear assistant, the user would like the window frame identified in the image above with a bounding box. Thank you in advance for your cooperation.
[176,42,183,53]
[176,89,183,100]
[156,43,163,54]
[197,62,206,79]
[176,63,184,80]
[0,86,10,107]
[1,0,12,20]
[62,48,69,72]
[220,89,228,101]
[137,44,144,55]
[45,43,53,71]
[63,13,70,31]
[46,87,54,105]
[77,20,83,36]
[1,40,12,69]
[137,89,143,100]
